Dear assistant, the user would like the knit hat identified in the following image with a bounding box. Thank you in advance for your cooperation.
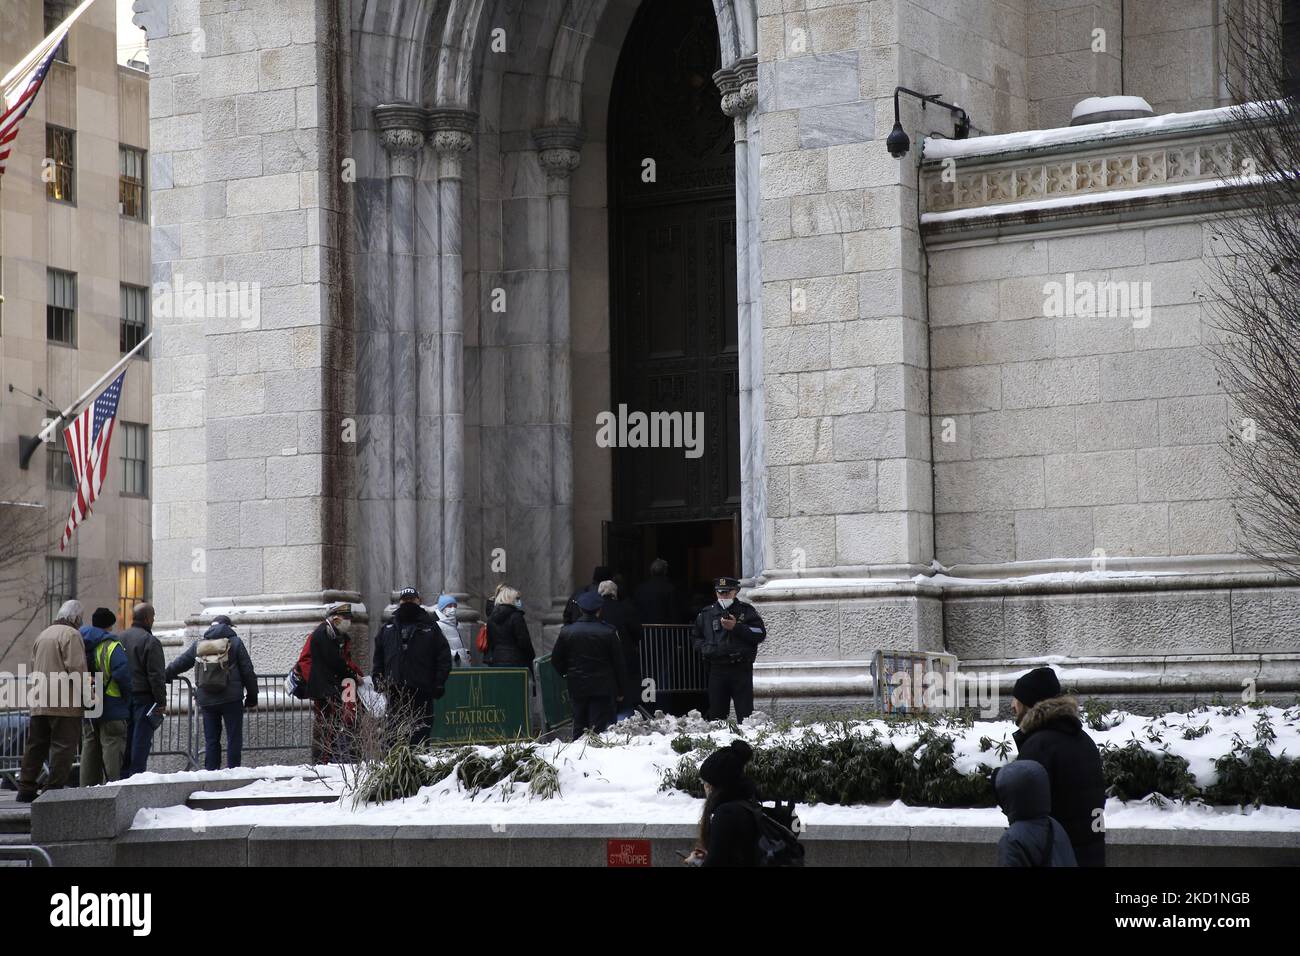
[437,594,457,611]
[91,607,116,629]
[699,739,754,789]
[1013,666,1061,709]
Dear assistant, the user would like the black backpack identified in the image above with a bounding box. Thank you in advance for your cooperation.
[747,800,806,867]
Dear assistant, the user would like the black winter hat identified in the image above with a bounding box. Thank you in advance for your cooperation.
[699,739,754,789]
[91,607,116,629]
[1013,666,1061,709]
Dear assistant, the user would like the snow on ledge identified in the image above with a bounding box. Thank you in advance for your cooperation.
[922,102,1265,163]
[1070,95,1153,121]
[920,174,1259,226]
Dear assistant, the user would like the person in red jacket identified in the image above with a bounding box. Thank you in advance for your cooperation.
[303,602,363,763]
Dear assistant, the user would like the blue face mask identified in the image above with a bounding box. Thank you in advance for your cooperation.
[514,599,524,610]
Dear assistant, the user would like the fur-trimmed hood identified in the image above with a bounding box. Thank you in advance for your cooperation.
[1017,695,1082,737]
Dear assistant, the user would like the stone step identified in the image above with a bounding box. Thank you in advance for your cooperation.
[0,808,31,834]
[187,792,339,811]
[0,832,31,846]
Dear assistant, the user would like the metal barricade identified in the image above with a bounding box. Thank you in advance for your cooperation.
[239,674,313,762]
[156,677,199,771]
[639,624,707,694]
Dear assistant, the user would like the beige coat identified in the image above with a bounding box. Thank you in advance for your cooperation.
[28,622,89,717]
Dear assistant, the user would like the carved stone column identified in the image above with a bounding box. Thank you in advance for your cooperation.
[428,108,476,598]
[716,57,767,580]
[376,105,426,597]
[532,124,584,620]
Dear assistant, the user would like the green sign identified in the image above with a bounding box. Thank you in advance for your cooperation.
[536,654,572,731]
[430,668,532,744]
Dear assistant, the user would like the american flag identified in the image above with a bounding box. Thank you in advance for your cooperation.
[59,371,126,551]
[0,0,96,177]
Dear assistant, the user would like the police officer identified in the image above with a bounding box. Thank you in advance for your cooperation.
[692,577,766,721]
[551,590,627,739]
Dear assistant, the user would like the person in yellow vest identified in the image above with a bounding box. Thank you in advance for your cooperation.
[79,607,131,784]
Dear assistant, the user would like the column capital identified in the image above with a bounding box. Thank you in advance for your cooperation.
[375,103,427,177]
[715,55,759,119]
[427,107,477,179]
[533,123,585,191]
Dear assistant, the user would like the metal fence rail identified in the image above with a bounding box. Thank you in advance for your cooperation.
[241,674,312,759]
[639,624,707,694]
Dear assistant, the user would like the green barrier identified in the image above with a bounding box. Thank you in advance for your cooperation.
[430,667,532,744]
[535,654,572,732]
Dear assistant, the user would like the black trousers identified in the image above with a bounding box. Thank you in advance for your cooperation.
[706,661,754,721]
[571,695,616,740]
[386,686,436,747]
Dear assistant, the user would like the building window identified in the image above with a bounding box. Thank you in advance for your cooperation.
[46,557,76,625]
[45,126,75,203]
[47,269,76,346]
[120,422,148,497]
[46,441,76,490]
[119,563,147,626]
[45,3,70,64]
[119,146,146,220]
[120,284,149,356]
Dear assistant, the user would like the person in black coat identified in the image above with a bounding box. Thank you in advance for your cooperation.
[685,740,760,867]
[563,565,612,625]
[598,580,643,718]
[550,590,627,738]
[994,759,1077,867]
[165,615,258,770]
[372,588,452,746]
[484,586,535,668]
[305,603,363,763]
[692,577,766,721]
[1011,667,1107,867]
[121,603,165,777]
[634,558,683,624]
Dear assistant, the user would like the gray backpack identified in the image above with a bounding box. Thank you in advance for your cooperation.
[194,637,232,691]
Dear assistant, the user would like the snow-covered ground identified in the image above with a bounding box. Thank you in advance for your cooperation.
[125,705,1300,834]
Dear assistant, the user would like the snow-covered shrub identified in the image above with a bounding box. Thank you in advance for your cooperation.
[1100,740,1198,802]
[1206,743,1300,809]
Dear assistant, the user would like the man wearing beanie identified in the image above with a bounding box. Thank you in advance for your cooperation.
[687,740,760,867]
[372,588,452,746]
[551,589,626,738]
[79,608,131,784]
[1011,666,1107,867]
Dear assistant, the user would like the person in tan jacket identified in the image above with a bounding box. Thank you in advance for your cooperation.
[16,600,90,802]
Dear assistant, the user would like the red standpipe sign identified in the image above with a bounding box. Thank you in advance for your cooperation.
[607,839,652,867]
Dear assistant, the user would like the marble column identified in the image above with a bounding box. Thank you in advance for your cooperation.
[532,125,584,619]
[376,107,426,597]
[717,57,768,580]
[428,109,476,598]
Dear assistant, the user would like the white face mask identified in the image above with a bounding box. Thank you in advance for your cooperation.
[440,606,457,622]
[332,618,351,635]
[717,596,735,610]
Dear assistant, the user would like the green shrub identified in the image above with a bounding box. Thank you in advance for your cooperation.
[1206,744,1300,809]
[1100,740,1199,802]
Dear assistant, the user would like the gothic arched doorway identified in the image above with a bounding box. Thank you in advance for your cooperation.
[605,0,742,616]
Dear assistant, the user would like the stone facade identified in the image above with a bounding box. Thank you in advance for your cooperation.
[0,1,151,666]
[131,0,1299,697]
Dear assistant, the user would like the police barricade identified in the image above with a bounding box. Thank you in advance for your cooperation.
[535,655,572,734]
[239,674,313,764]
[638,624,708,715]
[0,676,199,783]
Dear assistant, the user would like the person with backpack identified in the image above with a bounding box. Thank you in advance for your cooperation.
[302,602,364,763]
[80,607,131,784]
[682,739,803,867]
[165,615,258,770]
[1011,666,1107,867]
[372,588,452,746]
[994,759,1078,867]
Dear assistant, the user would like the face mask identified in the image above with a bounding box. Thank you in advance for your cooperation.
[440,607,457,622]
[514,599,524,610]
[332,618,351,636]
[717,596,734,609]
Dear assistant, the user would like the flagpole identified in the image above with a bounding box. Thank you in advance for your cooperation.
[35,331,153,444]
